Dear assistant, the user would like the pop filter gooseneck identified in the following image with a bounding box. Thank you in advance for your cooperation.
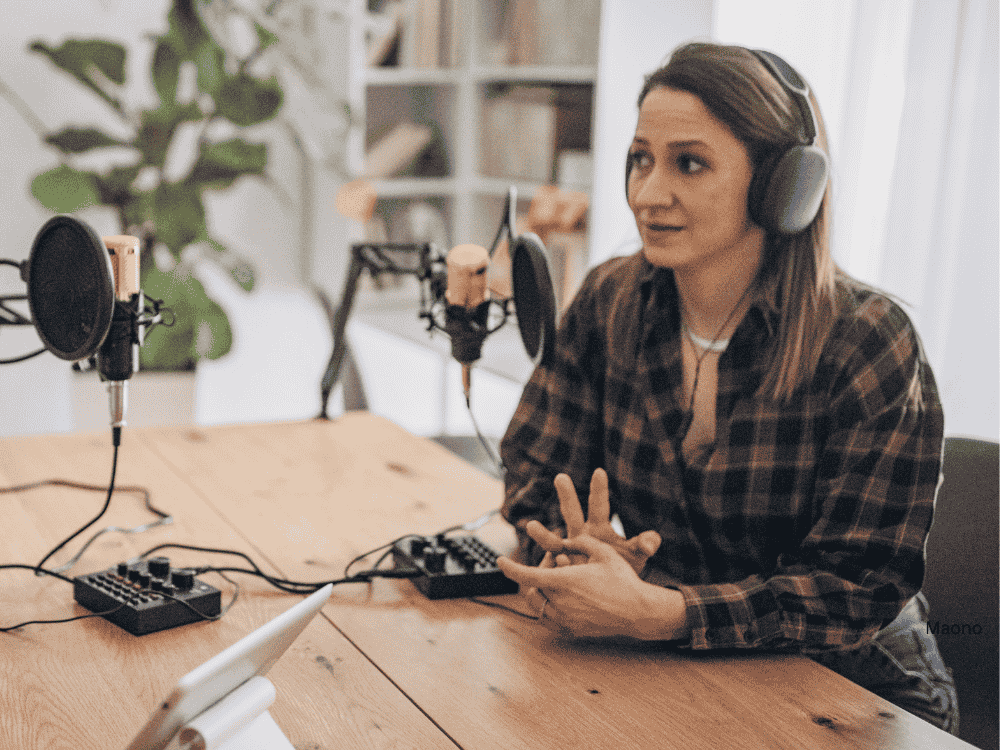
[26,215,115,362]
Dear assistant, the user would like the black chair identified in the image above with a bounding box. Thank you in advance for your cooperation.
[921,436,1000,750]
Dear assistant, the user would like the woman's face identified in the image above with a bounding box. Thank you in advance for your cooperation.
[628,87,764,275]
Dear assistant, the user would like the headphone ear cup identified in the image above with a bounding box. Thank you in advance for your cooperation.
[753,145,829,234]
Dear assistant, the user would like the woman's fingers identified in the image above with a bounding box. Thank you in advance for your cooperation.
[525,520,569,555]
[627,530,662,559]
[554,473,586,537]
[587,468,611,531]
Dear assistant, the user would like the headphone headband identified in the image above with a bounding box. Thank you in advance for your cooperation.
[750,49,819,144]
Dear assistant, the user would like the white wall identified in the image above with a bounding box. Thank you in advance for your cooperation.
[588,0,715,268]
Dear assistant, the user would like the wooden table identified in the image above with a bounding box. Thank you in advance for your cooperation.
[0,415,974,749]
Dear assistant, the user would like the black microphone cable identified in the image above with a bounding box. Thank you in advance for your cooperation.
[32,442,120,575]
[0,347,47,365]
[0,259,46,363]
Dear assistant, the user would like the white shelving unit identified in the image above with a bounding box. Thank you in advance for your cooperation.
[350,0,601,258]
[337,0,602,438]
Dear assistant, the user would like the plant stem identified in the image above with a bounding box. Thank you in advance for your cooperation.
[0,76,52,141]
[284,118,314,285]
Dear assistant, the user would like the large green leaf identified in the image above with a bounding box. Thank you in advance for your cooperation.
[215,73,283,126]
[196,297,233,360]
[29,39,126,112]
[122,189,155,232]
[45,127,128,154]
[139,264,233,369]
[31,164,99,212]
[194,41,226,97]
[188,138,267,191]
[134,102,202,167]
[153,181,206,253]
[94,165,142,207]
[254,22,279,52]
[151,39,181,104]
[166,0,212,58]
[30,38,126,83]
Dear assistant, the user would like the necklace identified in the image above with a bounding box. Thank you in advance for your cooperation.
[682,320,730,352]
[678,283,754,424]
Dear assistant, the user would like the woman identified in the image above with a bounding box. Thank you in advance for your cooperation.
[496,42,957,733]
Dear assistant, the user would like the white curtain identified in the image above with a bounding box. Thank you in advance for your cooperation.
[713,0,998,440]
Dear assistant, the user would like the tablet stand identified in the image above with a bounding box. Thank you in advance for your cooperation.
[171,676,294,750]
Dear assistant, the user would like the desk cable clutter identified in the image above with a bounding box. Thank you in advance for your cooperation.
[1,197,548,637]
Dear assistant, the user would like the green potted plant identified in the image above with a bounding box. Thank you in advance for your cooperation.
[25,0,285,371]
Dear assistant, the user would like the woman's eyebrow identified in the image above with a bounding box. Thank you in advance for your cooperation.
[668,139,709,149]
[631,136,710,149]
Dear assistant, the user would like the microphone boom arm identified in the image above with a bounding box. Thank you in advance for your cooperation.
[317,241,514,419]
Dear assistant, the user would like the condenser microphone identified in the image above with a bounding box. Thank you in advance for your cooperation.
[97,235,141,445]
[22,216,142,445]
[443,244,491,400]
[442,234,558,401]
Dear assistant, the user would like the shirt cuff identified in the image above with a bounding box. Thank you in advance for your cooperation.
[677,579,784,650]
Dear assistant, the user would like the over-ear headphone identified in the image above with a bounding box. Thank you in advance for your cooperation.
[626,48,830,236]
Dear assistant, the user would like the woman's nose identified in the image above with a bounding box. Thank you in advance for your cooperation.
[629,165,676,209]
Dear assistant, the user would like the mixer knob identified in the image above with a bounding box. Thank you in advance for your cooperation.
[171,568,196,590]
[423,546,447,573]
[147,556,171,579]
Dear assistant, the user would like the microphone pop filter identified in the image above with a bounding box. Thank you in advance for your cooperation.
[26,215,115,361]
[510,232,557,367]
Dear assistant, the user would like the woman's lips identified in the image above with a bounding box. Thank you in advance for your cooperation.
[646,223,683,231]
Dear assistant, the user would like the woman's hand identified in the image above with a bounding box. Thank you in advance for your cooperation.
[497,534,687,640]
[526,468,662,577]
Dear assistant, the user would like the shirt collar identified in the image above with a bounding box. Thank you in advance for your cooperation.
[635,252,779,342]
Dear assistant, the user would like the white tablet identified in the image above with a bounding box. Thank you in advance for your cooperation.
[126,584,333,750]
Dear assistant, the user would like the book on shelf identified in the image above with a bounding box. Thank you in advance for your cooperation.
[370,0,458,69]
[367,1,404,67]
[480,0,600,67]
[365,121,435,178]
[439,0,460,68]
[556,150,593,191]
[481,86,557,183]
[414,0,441,68]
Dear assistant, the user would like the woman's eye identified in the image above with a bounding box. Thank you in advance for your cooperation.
[629,151,652,171]
[678,154,705,174]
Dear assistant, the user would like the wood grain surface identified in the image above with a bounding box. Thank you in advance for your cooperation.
[0,415,975,749]
[0,425,455,750]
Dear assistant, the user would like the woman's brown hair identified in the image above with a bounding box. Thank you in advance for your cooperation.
[637,42,842,402]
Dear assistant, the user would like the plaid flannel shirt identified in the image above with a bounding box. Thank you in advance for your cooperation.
[500,252,944,653]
